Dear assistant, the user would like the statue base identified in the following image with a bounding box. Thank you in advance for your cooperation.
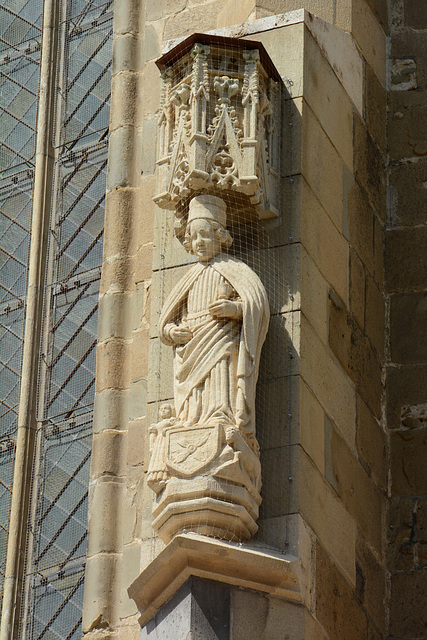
[152,475,261,543]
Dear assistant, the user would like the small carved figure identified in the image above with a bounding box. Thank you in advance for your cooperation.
[146,403,176,494]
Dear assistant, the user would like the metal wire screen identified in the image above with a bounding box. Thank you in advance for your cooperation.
[0,0,42,603]
[148,39,298,551]
[4,0,113,637]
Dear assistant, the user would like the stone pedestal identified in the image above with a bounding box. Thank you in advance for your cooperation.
[128,533,303,638]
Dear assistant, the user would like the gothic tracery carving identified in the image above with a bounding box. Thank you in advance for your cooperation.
[154,37,281,220]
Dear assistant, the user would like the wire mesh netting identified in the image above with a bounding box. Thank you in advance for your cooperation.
[0,0,112,635]
[0,0,42,604]
[22,0,112,629]
[148,38,298,551]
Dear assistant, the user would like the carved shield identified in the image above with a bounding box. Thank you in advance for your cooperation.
[166,425,222,477]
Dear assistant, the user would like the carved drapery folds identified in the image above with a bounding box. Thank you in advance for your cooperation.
[154,35,282,221]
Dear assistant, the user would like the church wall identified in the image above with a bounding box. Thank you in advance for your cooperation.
[385,0,427,636]
[81,2,423,639]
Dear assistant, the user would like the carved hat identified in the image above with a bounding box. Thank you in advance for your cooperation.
[187,195,227,227]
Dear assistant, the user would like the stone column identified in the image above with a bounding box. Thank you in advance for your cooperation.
[81,0,145,637]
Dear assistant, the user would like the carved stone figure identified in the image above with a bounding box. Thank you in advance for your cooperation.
[149,195,269,542]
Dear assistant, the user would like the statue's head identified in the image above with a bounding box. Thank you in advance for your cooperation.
[159,403,173,419]
[183,195,232,260]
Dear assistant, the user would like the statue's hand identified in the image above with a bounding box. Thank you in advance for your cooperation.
[169,326,192,344]
[209,300,241,319]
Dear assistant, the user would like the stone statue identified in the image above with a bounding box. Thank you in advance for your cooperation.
[148,194,269,542]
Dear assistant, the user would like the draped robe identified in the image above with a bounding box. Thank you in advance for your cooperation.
[159,254,269,440]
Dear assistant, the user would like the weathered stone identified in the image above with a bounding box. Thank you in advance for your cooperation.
[87,480,126,556]
[365,62,386,151]
[352,0,386,87]
[112,34,143,76]
[349,249,366,330]
[140,63,161,117]
[390,291,427,364]
[391,29,427,89]
[364,0,388,31]
[328,293,382,418]
[107,126,141,190]
[94,389,130,434]
[389,91,427,160]
[120,543,140,618]
[98,292,133,342]
[300,247,329,345]
[91,430,128,479]
[353,115,386,221]
[100,254,135,296]
[128,378,147,421]
[260,444,297,518]
[355,535,386,634]
[389,158,427,228]
[252,0,335,25]
[301,178,349,304]
[163,2,227,40]
[301,316,356,451]
[385,226,427,293]
[82,553,122,632]
[327,420,383,554]
[300,450,356,583]
[302,102,344,233]
[110,73,141,130]
[390,428,427,497]
[130,326,150,381]
[95,339,131,393]
[103,188,139,261]
[386,363,427,428]
[256,512,299,555]
[260,311,300,382]
[143,23,161,63]
[389,570,427,637]
[415,499,427,568]
[404,0,427,29]
[114,0,142,35]
[146,0,187,22]
[356,394,387,488]
[256,375,299,450]
[243,22,305,100]
[373,214,383,288]
[131,282,147,332]
[365,275,384,357]
[217,0,255,28]
[304,28,353,169]
[127,418,146,468]
[347,182,375,274]
[315,542,367,640]
[386,497,416,572]
[133,243,153,284]
[248,244,301,315]
[140,117,158,177]
[300,378,325,474]
[231,587,306,640]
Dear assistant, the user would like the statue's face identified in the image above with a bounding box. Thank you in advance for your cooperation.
[160,404,172,419]
[189,219,221,261]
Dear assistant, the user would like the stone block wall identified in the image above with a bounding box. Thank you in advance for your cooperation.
[81,2,426,639]
[386,1,427,638]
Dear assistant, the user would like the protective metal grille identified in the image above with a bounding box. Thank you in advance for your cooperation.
[19,1,112,638]
[0,0,42,604]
